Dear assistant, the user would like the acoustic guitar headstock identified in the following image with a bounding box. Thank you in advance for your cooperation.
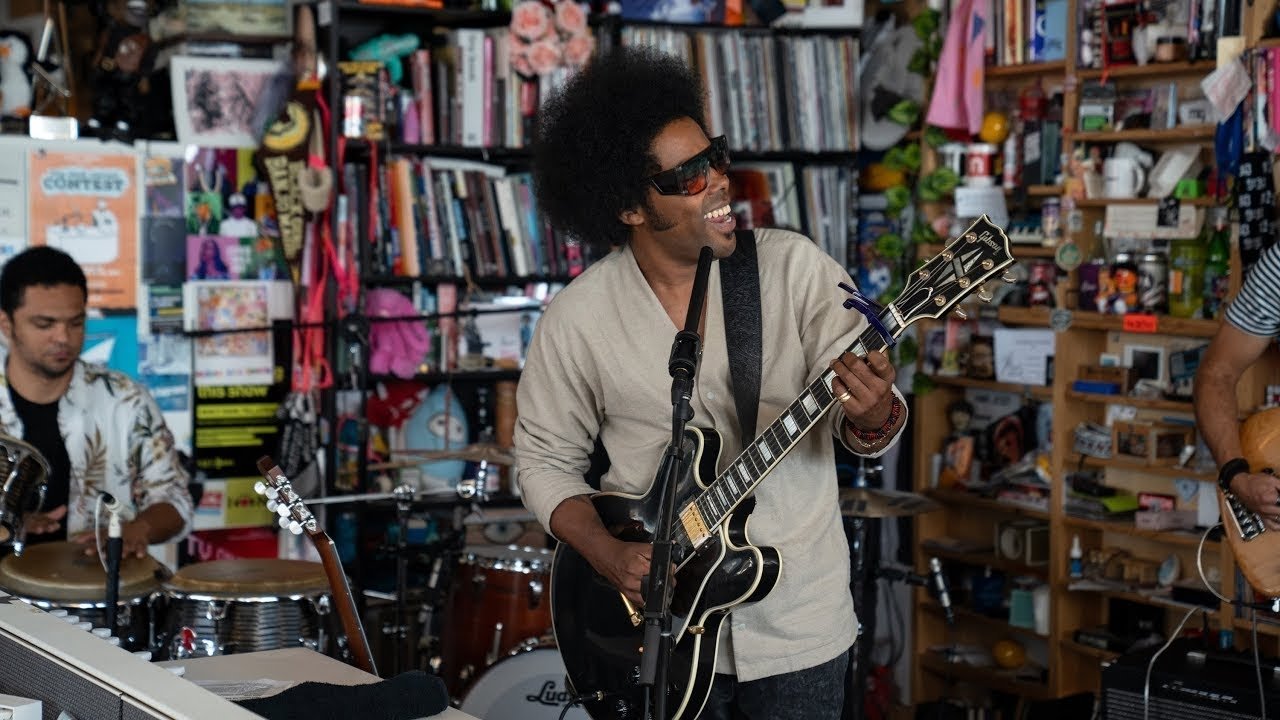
[254,456,317,536]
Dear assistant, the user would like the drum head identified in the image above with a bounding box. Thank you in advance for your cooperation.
[460,646,589,720]
[462,545,553,572]
[0,541,164,602]
[165,559,329,597]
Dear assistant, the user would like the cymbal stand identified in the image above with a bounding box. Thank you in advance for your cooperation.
[391,483,414,676]
[844,460,881,720]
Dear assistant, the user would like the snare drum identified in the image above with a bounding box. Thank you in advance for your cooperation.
[460,642,590,720]
[441,545,553,694]
[0,540,166,650]
[161,558,332,658]
[0,435,49,548]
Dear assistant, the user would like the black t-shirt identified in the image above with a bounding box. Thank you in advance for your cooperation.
[9,385,71,542]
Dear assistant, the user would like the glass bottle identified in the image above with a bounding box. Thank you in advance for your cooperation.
[1168,232,1206,318]
[1203,208,1231,319]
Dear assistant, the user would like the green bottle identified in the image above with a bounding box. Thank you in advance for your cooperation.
[1168,233,1205,319]
[1203,208,1230,319]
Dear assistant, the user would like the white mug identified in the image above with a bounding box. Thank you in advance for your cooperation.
[1104,157,1146,198]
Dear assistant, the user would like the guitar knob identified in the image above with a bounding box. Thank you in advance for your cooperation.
[953,307,968,320]
[978,288,993,303]
[1002,270,1016,283]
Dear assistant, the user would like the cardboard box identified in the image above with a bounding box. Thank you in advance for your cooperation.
[1079,364,1140,394]
[1112,421,1195,466]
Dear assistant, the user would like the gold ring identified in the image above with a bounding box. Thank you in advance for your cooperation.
[837,390,853,404]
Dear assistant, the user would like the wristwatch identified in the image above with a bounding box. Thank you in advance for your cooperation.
[1218,457,1250,493]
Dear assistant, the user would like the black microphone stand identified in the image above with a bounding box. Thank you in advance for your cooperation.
[640,246,714,720]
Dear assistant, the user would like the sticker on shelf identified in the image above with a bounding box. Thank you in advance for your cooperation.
[1049,309,1072,331]
[1122,313,1159,333]
[1055,242,1082,272]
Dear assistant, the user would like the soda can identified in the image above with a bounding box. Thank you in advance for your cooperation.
[1138,252,1168,314]
[1077,258,1105,311]
[1041,198,1062,241]
[1028,260,1057,306]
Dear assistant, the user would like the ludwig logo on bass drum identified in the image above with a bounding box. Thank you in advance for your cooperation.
[527,680,573,706]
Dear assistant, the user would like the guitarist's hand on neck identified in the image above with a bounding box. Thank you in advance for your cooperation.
[552,494,653,605]
[830,349,902,452]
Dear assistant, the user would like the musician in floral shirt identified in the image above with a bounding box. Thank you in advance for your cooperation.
[0,247,192,556]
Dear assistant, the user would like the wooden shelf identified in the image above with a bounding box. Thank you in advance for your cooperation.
[928,374,1053,399]
[1080,456,1214,481]
[986,60,1067,79]
[1059,310,1218,338]
[1063,514,1217,548]
[1028,185,1064,197]
[1233,616,1280,637]
[919,653,1051,699]
[1073,197,1218,207]
[1060,638,1121,662]
[926,488,1050,521]
[922,602,1048,639]
[1069,126,1216,143]
[1067,583,1217,614]
[1075,61,1215,80]
[1066,390,1193,413]
[924,545,1050,579]
[996,306,1053,327]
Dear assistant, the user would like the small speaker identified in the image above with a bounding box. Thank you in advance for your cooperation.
[995,519,1049,566]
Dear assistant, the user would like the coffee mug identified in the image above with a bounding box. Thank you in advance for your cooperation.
[1104,157,1146,198]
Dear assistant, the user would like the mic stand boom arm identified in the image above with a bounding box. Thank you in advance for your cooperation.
[640,246,714,720]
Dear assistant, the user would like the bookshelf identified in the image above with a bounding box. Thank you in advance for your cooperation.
[909,0,1280,707]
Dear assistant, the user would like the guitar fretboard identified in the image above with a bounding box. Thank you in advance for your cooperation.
[674,312,898,555]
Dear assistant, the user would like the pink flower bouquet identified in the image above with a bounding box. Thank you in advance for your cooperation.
[509,0,595,78]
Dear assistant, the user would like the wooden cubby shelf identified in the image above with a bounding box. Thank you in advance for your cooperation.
[929,374,1053,399]
[985,60,1067,79]
[1062,515,1218,548]
[1078,456,1214,481]
[924,545,1050,580]
[922,602,1048,640]
[925,488,1050,521]
[1066,390,1194,413]
[1075,61,1215,80]
[1069,126,1216,143]
[919,653,1052,700]
[1059,638,1121,662]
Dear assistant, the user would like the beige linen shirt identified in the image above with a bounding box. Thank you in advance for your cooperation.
[515,228,906,681]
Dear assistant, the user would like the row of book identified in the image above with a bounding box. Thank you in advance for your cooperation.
[344,28,572,149]
[986,0,1067,67]
[620,26,859,153]
[343,156,597,281]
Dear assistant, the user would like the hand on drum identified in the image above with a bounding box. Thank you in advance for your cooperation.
[72,516,152,559]
[24,505,66,535]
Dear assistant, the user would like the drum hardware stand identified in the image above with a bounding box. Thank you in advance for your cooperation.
[100,492,135,640]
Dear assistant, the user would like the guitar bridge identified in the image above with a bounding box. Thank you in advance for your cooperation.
[679,504,711,547]
[1225,491,1266,541]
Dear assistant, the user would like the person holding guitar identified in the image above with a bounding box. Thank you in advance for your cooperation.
[515,47,906,719]
[1194,242,1280,528]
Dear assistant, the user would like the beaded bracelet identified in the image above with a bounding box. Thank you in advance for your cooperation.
[847,396,903,446]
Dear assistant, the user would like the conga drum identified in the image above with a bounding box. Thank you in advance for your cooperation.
[161,558,333,658]
[0,540,166,650]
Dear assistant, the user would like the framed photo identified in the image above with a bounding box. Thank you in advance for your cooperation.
[1123,344,1166,385]
[169,57,292,148]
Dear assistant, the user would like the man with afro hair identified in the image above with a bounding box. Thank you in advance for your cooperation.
[514,45,907,719]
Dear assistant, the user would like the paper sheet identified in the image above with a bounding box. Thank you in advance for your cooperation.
[191,679,298,701]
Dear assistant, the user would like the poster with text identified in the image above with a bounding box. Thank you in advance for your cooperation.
[28,150,139,310]
[0,154,27,265]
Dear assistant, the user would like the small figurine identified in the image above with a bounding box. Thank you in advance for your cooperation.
[86,0,157,141]
[938,400,976,489]
[0,31,34,120]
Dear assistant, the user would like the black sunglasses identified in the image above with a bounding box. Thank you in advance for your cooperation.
[644,136,731,196]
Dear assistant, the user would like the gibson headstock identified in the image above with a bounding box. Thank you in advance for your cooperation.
[254,456,318,537]
[892,215,1016,325]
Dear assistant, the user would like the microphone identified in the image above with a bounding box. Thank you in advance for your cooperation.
[100,492,137,524]
[668,246,714,403]
[928,557,955,625]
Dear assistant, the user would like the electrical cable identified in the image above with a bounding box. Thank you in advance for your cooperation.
[1253,609,1267,720]
[93,494,108,574]
[558,690,604,720]
[1142,605,1201,720]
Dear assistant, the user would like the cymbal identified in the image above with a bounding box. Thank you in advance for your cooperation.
[839,488,941,518]
[395,443,517,466]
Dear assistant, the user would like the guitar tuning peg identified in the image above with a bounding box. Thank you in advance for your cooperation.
[278,516,290,530]
[276,503,291,518]
[978,288,993,303]
[265,499,278,513]
[288,521,303,535]
[1002,270,1016,283]
[253,481,266,496]
[953,307,968,320]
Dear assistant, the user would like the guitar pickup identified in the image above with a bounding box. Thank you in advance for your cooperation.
[679,504,711,548]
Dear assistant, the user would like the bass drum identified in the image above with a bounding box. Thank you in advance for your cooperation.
[459,642,590,720]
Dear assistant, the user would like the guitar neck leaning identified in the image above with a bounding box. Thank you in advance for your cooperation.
[314,533,378,676]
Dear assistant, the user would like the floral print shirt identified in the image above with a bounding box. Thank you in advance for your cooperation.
[0,355,193,541]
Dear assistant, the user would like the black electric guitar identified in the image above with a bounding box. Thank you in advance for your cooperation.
[550,216,1016,719]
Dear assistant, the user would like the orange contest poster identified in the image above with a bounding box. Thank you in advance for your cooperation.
[28,150,138,310]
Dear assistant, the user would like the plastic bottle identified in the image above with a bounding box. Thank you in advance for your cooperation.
[1203,208,1231,319]
[1168,232,1206,318]
[1069,534,1084,578]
